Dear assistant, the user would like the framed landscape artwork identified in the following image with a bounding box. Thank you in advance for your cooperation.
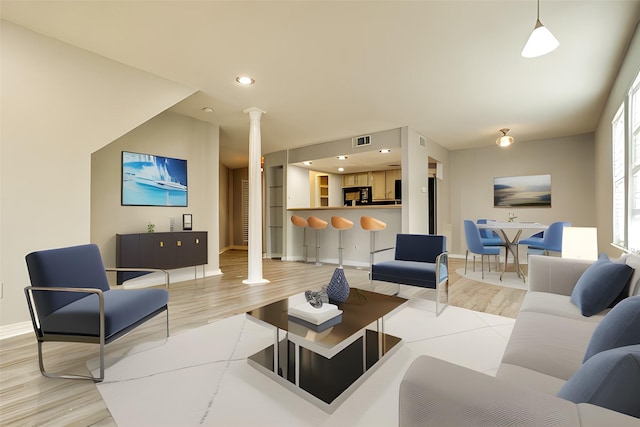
[494,174,551,207]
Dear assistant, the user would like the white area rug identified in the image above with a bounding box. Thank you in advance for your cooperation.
[455,267,528,290]
[90,302,514,426]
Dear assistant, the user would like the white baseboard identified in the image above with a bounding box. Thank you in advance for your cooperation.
[220,245,248,253]
[0,321,32,340]
[121,266,222,289]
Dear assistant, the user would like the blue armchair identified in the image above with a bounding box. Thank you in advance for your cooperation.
[371,234,448,315]
[24,244,170,382]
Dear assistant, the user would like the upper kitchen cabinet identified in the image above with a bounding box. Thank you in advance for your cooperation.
[342,172,369,187]
[344,169,400,201]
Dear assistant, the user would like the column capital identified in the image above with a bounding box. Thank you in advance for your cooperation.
[243,107,266,117]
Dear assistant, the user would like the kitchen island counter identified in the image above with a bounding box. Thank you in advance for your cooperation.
[288,205,401,211]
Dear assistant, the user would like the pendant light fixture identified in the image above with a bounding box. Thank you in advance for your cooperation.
[496,128,514,148]
[521,0,559,58]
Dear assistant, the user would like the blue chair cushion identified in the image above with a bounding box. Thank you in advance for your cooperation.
[583,295,640,362]
[40,288,169,341]
[557,345,640,418]
[570,254,633,317]
[518,236,544,249]
[480,237,503,246]
[372,260,438,289]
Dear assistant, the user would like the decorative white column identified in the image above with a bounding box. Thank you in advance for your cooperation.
[242,107,270,286]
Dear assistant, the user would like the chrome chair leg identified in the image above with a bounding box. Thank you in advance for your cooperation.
[465,250,469,274]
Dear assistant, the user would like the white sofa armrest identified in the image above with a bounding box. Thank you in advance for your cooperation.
[399,355,582,427]
[528,255,594,296]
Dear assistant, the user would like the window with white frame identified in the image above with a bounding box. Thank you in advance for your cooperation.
[612,70,640,254]
[630,72,640,253]
[612,105,625,247]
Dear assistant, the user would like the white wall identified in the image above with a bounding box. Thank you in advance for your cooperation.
[0,22,195,326]
[426,138,451,251]
[91,111,220,282]
[287,165,311,208]
[401,127,429,234]
[594,23,640,256]
[329,174,343,206]
[450,133,596,255]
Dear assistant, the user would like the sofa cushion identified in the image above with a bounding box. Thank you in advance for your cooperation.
[557,345,640,418]
[519,291,608,323]
[570,254,633,317]
[496,362,567,395]
[501,311,598,380]
[584,295,640,362]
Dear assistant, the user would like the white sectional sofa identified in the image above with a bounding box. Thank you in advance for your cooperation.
[399,253,640,427]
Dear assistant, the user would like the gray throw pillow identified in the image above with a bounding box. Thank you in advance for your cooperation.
[584,295,640,362]
[570,254,633,317]
[558,345,640,418]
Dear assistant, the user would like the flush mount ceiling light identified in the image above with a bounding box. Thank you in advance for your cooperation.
[338,167,345,172]
[201,107,214,113]
[235,76,255,85]
[522,0,559,58]
[496,128,515,148]
[379,149,391,153]
[303,161,312,166]
[337,155,348,160]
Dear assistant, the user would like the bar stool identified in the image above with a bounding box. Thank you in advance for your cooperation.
[307,216,328,265]
[360,216,387,279]
[290,215,309,262]
[331,216,354,268]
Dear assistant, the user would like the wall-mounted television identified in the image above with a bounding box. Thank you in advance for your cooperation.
[121,151,188,207]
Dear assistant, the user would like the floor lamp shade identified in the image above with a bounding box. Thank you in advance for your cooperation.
[562,227,598,261]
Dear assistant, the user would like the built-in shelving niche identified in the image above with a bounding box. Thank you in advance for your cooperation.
[267,165,284,258]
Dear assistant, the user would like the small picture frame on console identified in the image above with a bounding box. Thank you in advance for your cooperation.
[183,214,193,230]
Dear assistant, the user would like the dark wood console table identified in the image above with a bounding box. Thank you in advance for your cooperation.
[116,231,208,284]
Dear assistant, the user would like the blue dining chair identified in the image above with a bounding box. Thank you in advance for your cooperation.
[477,219,504,269]
[519,221,571,255]
[464,220,502,279]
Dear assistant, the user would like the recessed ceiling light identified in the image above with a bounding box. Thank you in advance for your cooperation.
[202,107,214,113]
[379,149,391,153]
[236,76,255,85]
[337,155,348,160]
[303,161,312,166]
[338,167,344,172]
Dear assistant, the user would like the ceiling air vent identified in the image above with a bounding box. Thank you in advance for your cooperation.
[352,135,371,148]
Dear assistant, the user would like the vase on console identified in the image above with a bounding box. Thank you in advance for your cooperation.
[325,267,350,303]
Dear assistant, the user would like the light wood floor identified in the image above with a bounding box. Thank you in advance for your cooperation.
[0,251,525,426]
